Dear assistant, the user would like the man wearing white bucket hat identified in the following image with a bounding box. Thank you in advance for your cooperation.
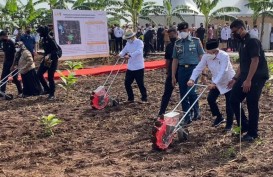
[116,30,147,104]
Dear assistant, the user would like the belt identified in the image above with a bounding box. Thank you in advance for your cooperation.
[179,64,197,68]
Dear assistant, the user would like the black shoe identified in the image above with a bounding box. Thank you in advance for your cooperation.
[224,124,232,132]
[42,90,50,95]
[192,113,201,121]
[242,134,257,142]
[213,117,226,127]
[47,95,55,101]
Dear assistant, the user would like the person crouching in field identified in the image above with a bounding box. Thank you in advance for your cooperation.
[11,42,42,98]
[116,30,148,104]
[187,40,235,131]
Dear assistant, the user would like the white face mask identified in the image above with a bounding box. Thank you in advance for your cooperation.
[127,39,134,43]
[15,48,20,52]
[206,53,216,60]
[179,32,188,39]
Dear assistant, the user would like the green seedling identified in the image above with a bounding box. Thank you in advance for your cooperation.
[232,126,241,135]
[57,70,78,95]
[40,114,62,136]
[64,61,83,71]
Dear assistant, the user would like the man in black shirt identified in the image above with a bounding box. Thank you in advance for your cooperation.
[36,26,62,101]
[157,24,164,52]
[228,19,269,142]
[158,28,178,116]
[0,31,22,96]
[196,23,206,47]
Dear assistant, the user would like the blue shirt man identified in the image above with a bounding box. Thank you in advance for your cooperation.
[20,27,36,57]
[172,22,205,124]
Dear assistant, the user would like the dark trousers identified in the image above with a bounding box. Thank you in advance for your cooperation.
[227,38,232,49]
[178,65,199,121]
[125,69,147,101]
[230,78,266,137]
[157,39,164,51]
[115,37,123,53]
[37,58,58,96]
[158,74,176,115]
[207,89,234,126]
[0,63,22,94]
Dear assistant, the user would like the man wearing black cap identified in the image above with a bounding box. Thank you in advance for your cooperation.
[36,26,62,101]
[188,40,235,131]
[228,19,269,142]
[172,22,205,124]
[0,31,22,96]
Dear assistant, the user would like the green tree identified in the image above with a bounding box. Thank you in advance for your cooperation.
[245,0,273,42]
[116,0,162,31]
[72,0,123,24]
[72,0,121,10]
[193,0,240,30]
[157,0,197,26]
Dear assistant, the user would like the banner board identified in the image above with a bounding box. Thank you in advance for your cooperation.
[52,9,109,60]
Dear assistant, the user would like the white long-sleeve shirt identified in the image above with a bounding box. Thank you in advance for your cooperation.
[114,28,124,38]
[119,39,144,71]
[190,50,235,94]
[221,27,230,40]
[249,28,259,38]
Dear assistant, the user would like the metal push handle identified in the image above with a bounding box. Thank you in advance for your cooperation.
[105,58,126,96]
[103,57,123,87]
[0,69,21,88]
[172,84,208,133]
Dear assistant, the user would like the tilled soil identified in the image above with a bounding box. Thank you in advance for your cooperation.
[0,55,273,177]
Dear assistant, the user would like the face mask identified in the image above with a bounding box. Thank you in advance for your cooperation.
[127,39,134,43]
[206,53,216,60]
[234,29,242,39]
[26,30,31,34]
[179,32,188,39]
[15,48,20,52]
[170,37,177,43]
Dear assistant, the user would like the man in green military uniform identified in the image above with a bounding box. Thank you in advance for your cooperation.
[172,22,205,124]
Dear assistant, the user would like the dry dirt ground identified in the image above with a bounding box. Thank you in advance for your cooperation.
[0,55,273,177]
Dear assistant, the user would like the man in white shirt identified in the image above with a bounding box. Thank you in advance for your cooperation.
[117,30,147,103]
[221,24,231,48]
[114,25,124,53]
[187,40,235,131]
[249,25,259,38]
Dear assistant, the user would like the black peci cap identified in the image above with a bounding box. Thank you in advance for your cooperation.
[206,39,219,50]
[177,22,189,31]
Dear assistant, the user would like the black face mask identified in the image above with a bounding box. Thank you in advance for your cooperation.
[170,37,177,43]
[26,30,31,34]
[233,32,241,40]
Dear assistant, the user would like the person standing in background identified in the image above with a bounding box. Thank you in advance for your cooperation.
[20,26,37,58]
[221,24,229,50]
[249,25,259,38]
[163,26,170,50]
[190,24,196,37]
[270,28,273,50]
[157,24,164,52]
[196,23,206,47]
[114,25,124,53]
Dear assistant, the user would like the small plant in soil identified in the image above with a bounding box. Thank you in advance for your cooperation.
[40,114,62,136]
[57,61,84,96]
[232,126,241,135]
[57,71,78,96]
[64,61,83,70]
